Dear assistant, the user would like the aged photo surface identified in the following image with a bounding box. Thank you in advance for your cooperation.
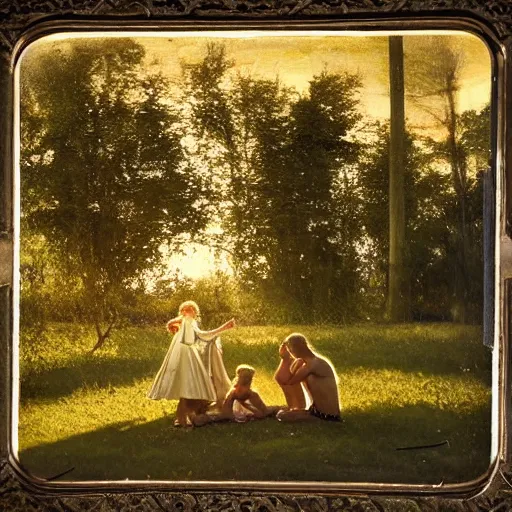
[16,31,493,483]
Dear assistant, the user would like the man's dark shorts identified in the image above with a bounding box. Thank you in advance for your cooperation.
[308,403,341,422]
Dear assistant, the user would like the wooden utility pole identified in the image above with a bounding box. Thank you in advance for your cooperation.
[387,36,408,322]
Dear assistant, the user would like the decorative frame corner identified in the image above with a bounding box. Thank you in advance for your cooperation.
[2,0,512,510]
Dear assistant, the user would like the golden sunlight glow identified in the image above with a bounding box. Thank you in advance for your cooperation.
[21,30,492,281]
[26,30,491,123]
[164,243,233,280]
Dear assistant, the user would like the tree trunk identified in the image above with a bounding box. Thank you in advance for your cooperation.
[387,36,409,322]
[446,84,467,323]
[90,308,117,353]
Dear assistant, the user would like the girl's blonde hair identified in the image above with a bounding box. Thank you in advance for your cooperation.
[234,364,255,386]
[178,300,201,320]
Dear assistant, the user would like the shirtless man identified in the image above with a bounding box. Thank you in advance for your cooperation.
[275,333,341,422]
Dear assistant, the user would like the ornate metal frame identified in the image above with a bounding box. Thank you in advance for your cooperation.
[1,1,512,510]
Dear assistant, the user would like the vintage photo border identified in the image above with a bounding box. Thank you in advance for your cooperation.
[1,0,512,510]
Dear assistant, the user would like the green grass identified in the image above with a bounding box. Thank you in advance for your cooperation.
[17,322,492,484]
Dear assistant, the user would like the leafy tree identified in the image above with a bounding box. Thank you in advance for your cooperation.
[183,44,363,322]
[276,71,362,320]
[419,106,489,323]
[183,44,292,282]
[359,103,488,323]
[20,39,206,351]
[405,36,479,323]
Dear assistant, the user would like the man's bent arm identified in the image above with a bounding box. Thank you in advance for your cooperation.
[285,364,312,385]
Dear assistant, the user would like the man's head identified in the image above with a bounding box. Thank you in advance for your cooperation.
[285,333,313,358]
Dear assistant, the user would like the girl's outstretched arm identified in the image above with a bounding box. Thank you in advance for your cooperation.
[194,318,236,340]
[166,316,183,333]
[214,318,235,334]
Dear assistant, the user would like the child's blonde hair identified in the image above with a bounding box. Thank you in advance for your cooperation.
[234,364,255,386]
[178,300,201,320]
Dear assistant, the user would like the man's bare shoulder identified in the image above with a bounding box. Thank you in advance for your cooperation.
[311,356,335,376]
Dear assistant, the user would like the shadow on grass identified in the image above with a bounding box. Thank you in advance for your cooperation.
[20,323,492,403]
[21,357,158,401]
[18,402,492,485]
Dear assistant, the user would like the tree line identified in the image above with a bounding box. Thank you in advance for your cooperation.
[19,37,490,350]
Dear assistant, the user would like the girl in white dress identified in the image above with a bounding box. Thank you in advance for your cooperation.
[148,300,235,426]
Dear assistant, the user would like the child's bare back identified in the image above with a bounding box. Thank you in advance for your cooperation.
[193,365,276,426]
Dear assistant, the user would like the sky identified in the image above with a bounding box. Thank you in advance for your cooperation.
[136,31,492,279]
[138,31,491,125]
[21,30,492,281]
[25,30,491,123]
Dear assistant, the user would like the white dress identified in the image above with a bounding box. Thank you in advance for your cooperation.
[147,316,231,401]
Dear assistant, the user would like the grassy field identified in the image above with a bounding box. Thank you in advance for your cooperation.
[17,322,492,484]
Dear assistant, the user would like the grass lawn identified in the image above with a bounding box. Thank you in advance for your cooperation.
[17,322,492,484]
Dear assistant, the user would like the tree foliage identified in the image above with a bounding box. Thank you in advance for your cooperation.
[20,39,207,349]
[183,43,363,321]
[359,103,488,322]
[19,38,490,333]
[404,36,487,322]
